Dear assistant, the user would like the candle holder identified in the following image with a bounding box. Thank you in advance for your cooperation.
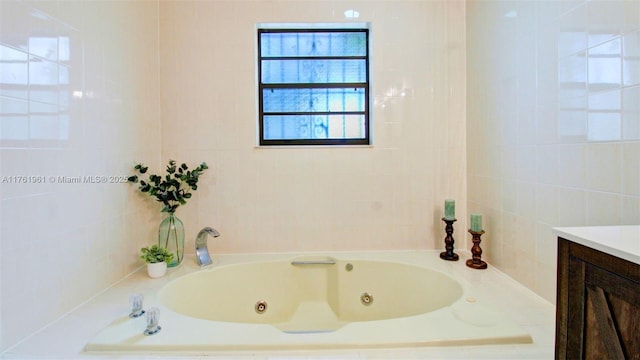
[466,229,487,269]
[439,218,459,261]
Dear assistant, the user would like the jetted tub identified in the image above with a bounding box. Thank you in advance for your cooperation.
[85,252,532,352]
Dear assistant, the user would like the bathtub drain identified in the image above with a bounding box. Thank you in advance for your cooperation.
[255,300,267,314]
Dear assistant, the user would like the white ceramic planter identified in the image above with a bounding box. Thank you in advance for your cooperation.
[147,261,167,278]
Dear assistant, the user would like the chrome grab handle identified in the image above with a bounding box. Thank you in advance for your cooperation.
[291,260,336,265]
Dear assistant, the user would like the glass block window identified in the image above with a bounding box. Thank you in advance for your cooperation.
[258,28,370,146]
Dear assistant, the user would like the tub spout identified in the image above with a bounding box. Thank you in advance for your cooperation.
[195,227,220,267]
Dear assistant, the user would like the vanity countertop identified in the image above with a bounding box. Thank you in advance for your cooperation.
[553,225,640,266]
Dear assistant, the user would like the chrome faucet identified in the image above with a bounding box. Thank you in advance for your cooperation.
[195,227,220,267]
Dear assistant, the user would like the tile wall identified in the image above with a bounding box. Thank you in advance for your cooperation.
[159,1,467,255]
[0,0,160,351]
[1,0,467,351]
[14,0,633,352]
[9,0,636,352]
[466,0,640,302]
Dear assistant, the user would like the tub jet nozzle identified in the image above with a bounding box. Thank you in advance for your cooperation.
[255,300,267,314]
[360,292,374,305]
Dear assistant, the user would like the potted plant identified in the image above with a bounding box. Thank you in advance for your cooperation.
[128,160,208,267]
[140,245,174,278]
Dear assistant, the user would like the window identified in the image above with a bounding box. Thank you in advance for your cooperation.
[257,27,370,146]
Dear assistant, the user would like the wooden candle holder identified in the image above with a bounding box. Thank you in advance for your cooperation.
[466,229,487,269]
[439,218,459,261]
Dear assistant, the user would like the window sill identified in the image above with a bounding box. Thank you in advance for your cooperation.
[254,145,374,150]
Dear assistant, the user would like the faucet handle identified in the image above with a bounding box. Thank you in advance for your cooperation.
[129,293,145,318]
[143,307,161,336]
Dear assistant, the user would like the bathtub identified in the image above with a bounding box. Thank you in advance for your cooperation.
[85,251,532,352]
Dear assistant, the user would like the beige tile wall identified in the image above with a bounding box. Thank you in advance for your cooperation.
[467,0,640,302]
[9,0,632,351]
[158,1,468,255]
[1,0,468,352]
[0,0,160,351]
[8,0,638,351]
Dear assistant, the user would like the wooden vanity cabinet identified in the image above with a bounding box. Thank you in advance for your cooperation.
[555,238,640,359]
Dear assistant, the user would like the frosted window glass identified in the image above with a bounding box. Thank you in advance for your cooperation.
[260,32,366,57]
[258,28,370,145]
[263,88,365,113]
[261,59,366,84]
[263,114,365,140]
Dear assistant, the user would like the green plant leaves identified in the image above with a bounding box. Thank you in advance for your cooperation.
[134,164,149,174]
[128,160,208,214]
[140,244,174,263]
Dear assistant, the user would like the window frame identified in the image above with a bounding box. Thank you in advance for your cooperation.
[257,27,371,146]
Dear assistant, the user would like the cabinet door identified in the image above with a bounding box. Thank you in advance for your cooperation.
[556,238,640,360]
[582,262,640,359]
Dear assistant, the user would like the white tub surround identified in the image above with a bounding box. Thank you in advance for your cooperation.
[85,252,531,352]
[553,226,640,265]
[2,251,555,359]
